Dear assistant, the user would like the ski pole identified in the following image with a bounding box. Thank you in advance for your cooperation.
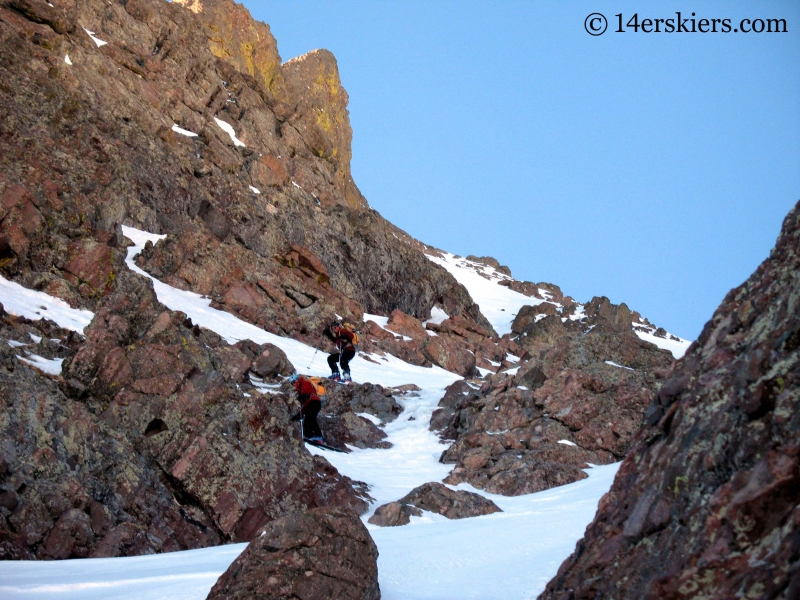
[307,348,318,370]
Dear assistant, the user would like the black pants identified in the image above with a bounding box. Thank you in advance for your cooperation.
[328,348,355,374]
[302,400,322,439]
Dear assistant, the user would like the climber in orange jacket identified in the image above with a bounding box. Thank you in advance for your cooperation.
[323,321,357,382]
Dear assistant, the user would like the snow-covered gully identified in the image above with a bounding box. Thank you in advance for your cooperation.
[0,227,692,599]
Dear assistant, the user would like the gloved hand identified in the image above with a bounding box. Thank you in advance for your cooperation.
[290,412,302,422]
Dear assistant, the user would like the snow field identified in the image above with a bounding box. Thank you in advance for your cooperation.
[634,328,691,359]
[370,464,619,600]
[0,543,246,600]
[426,252,545,336]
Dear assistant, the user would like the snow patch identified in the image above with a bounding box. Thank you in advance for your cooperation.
[0,275,94,333]
[422,306,449,327]
[634,329,691,359]
[171,124,198,137]
[64,54,72,65]
[248,185,260,194]
[356,412,381,425]
[604,360,634,371]
[425,252,546,336]
[213,117,245,147]
[83,28,107,47]
[558,439,578,447]
[17,354,63,376]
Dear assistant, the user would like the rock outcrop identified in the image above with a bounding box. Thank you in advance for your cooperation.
[435,329,674,495]
[540,201,800,599]
[207,507,380,600]
[368,482,501,527]
[0,271,368,559]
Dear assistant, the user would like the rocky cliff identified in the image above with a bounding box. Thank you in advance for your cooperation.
[431,291,675,496]
[0,0,489,340]
[540,202,800,598]
[0,268,374,560]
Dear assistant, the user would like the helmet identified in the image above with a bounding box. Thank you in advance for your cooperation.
[288,373,299,384]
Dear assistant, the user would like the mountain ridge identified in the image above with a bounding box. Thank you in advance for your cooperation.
[6,3,776,599]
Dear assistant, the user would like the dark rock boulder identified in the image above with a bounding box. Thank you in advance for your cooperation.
[510,302,559,334]
[500,279,544,299]
[319,412,391,451]
[368,482,501,527]
[318,381,403,425]
[516,314,569,348]
[430,379,480,440]
[367,502,422,527]
[235,340,294,380]
[397,482,501,519]
[540,201,800,600]
[583,295,634,333]
[465,255,511,276]
[207,507,380,600]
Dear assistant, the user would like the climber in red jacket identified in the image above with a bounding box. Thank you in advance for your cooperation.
[289,374,323,443]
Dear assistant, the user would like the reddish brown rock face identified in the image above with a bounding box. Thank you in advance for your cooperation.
[434,330,674,496]
[540,202,800,600]
[206,507,380,600]
[0,271,368,560]
[510,302,559,333]
[386,309,428,341]
[422,333,477,377]
[368,502,423,527]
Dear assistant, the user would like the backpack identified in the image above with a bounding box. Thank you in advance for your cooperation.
[307,376,328,406]
[343,324,359,348]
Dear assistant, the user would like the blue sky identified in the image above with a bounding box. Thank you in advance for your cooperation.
[244,1,800,340]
